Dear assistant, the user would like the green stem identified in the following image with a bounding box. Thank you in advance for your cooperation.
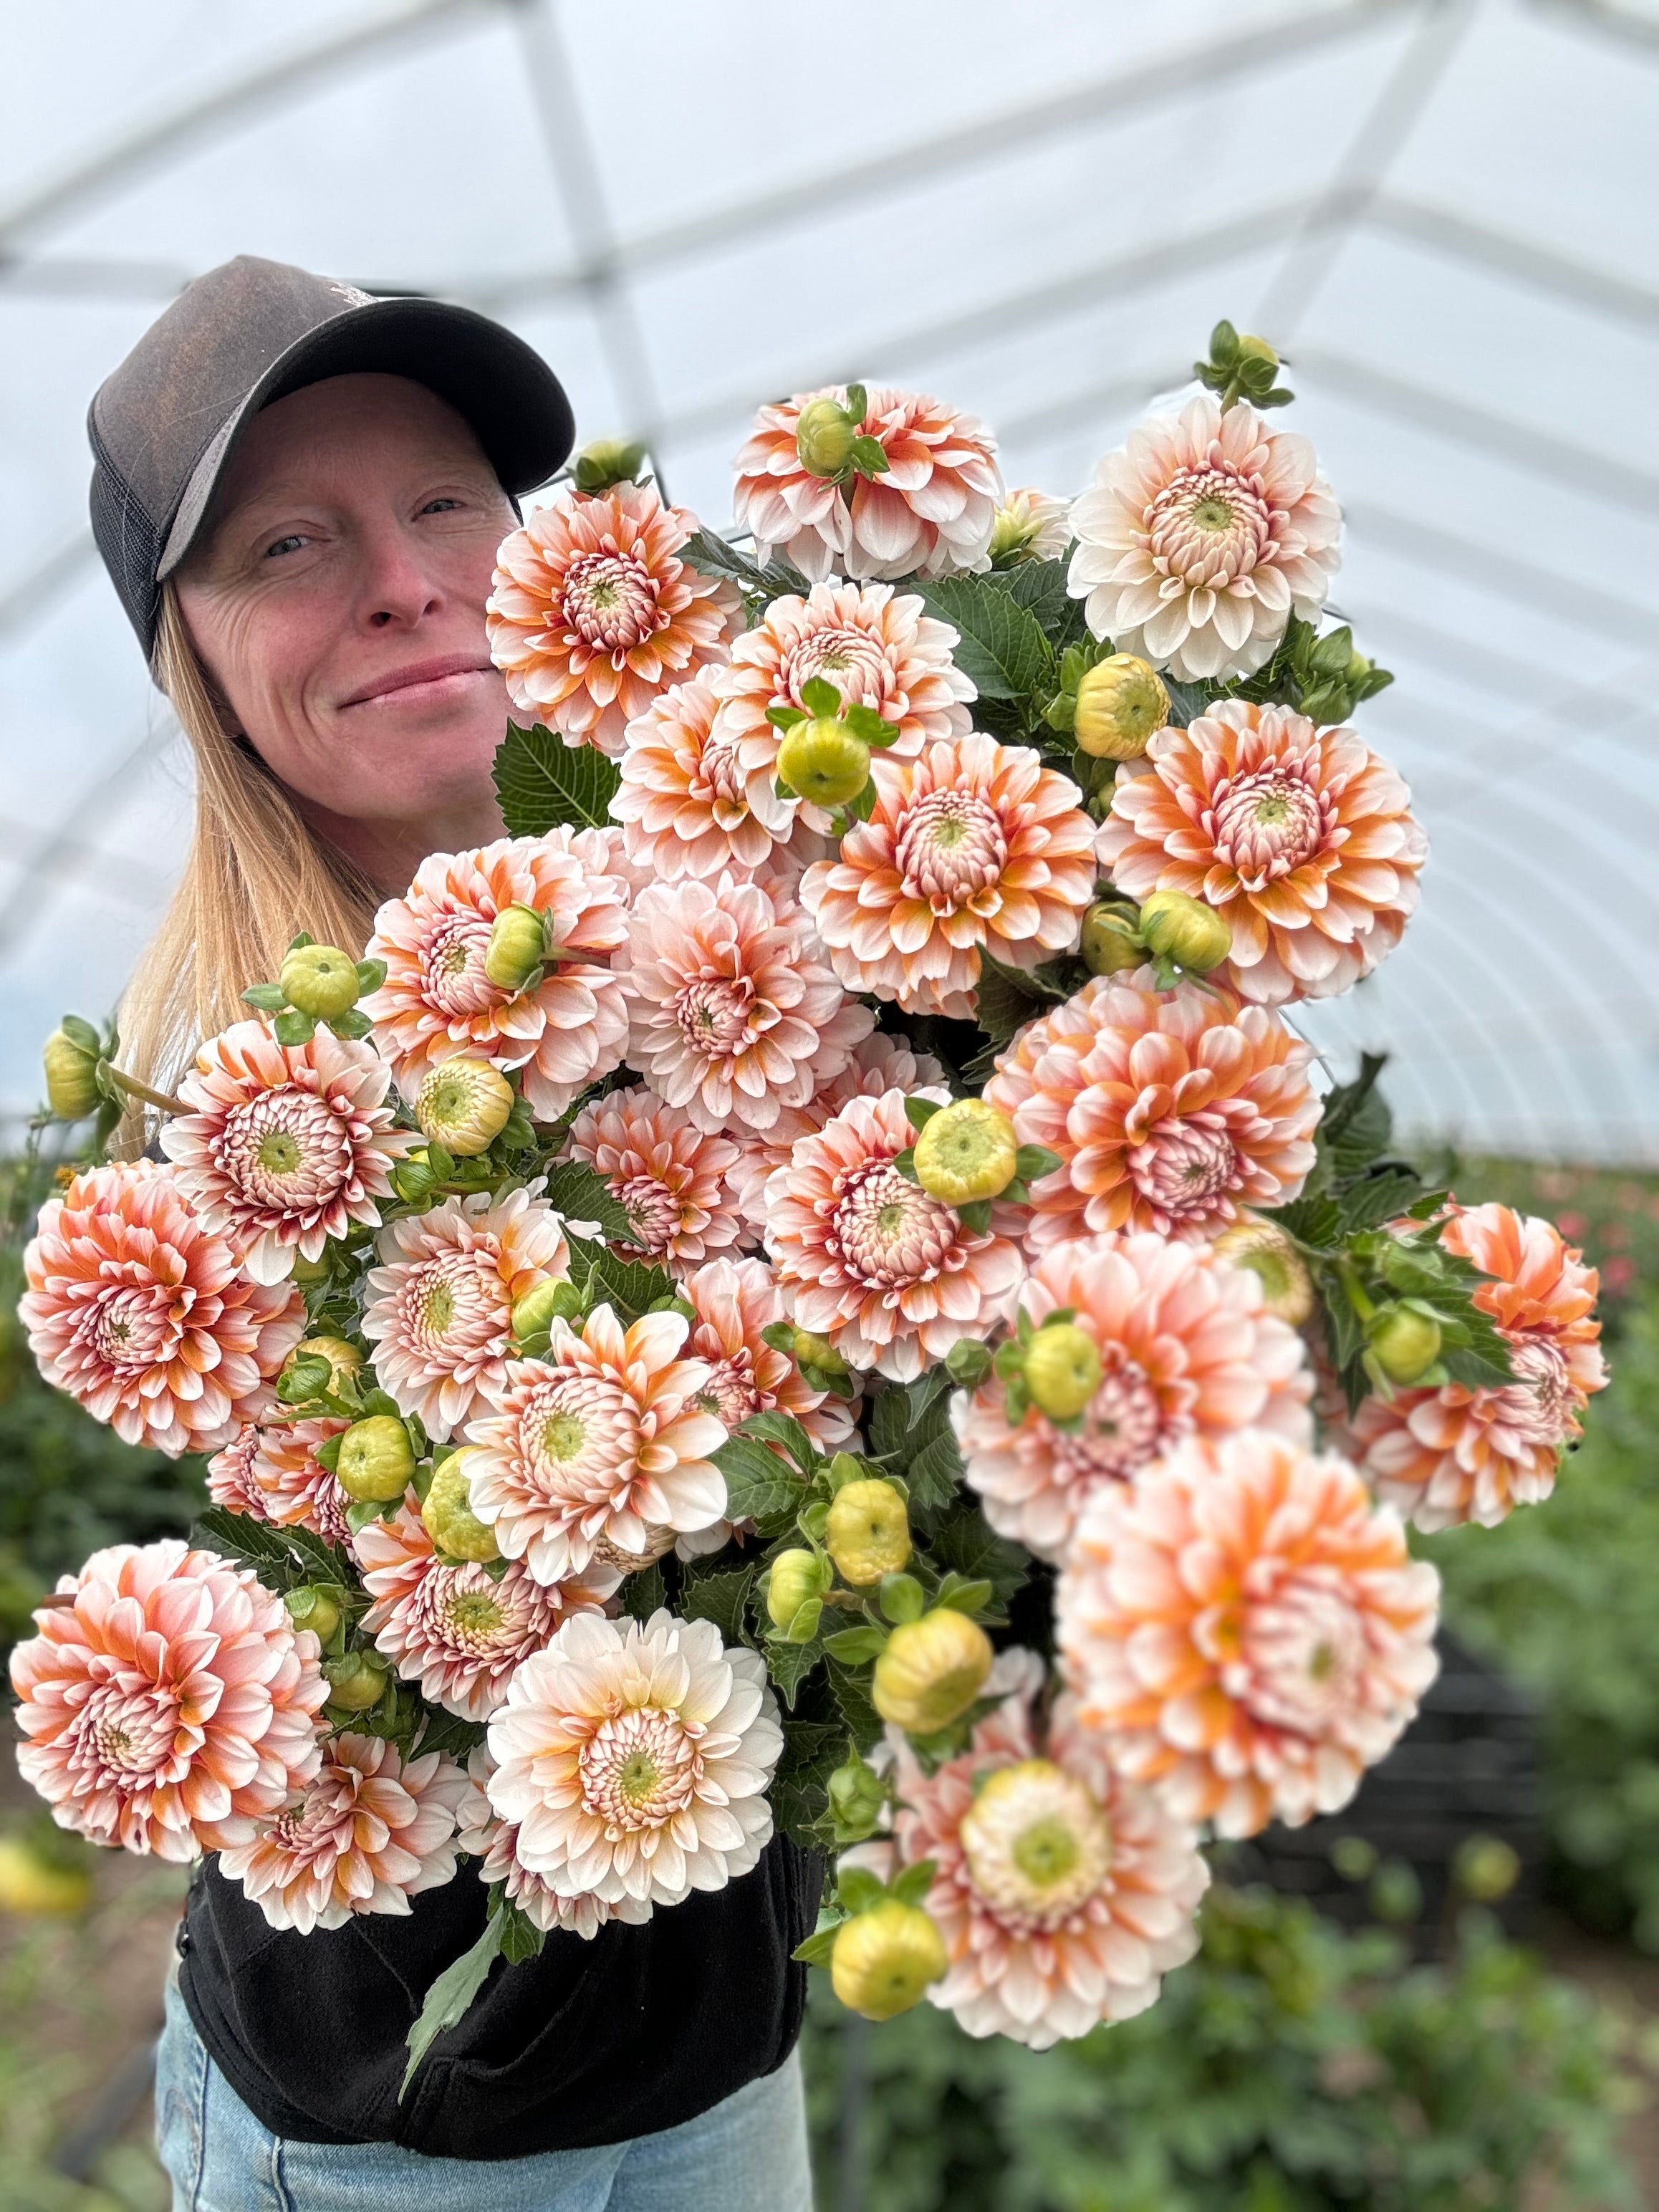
[110,1067,186,1117]
[1335,1258,1377,1326]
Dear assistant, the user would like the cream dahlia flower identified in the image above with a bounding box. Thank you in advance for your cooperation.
[486,1609,782,1907]
[764,1088,1024,1382]
[205,1423,269,1521]
[683,1255,855,1454]
[615,872,873,1134]
[733,385,1002,582]
[612,672,824,884]
[458,1749,653,1939]
[1097,701,1428,1004]
[1068,393,1341,681]
[218,1733,468,1934]
[21,1162,304,1456]
[361,1186,571,1440]
[984,970,1319,1249]
[1352,1203,1607,1530]
[1057,1431,1440,1837]
[466,1307,729,1582]
[564,1085,746,1276]
[487,483,741,755]
[723,1033,947,1233]
[800,734,1098,1019]
[9,1539,327,1860]
[362,832,629,1120]
[956,1231,1313,1561]
[989,486,1072,565]
[241,1418,353,1547]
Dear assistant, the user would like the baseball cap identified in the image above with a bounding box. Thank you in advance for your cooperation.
[87,254,575,660]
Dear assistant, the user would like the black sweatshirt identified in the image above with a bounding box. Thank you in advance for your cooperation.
[176,1836,823,2159]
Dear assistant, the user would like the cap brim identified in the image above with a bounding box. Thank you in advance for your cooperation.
[158,294,574,578]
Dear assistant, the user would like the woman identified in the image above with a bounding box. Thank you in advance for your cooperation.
[89,255,819,2211]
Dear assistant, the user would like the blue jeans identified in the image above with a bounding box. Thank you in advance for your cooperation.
[155,1974,813,2211]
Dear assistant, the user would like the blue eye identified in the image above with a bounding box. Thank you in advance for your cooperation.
[422,498,462,514]
[265,534,304,558]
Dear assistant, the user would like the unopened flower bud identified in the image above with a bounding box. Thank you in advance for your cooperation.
[1079,900,1145,977]
[1138,889,1231,975]
[1073,655,1169,760]
[873,1608,994,1733]
[830,1898,947,2020]
[1453,1834,1520,1903]
[415,1057,514,1157]
[511,1275,582,1349]
[1211,1218,1314,1325]
[827,1755,887,1841]
[913,1098,1018,1206]
[0,1835,93,1916]
[776,716,871,809]
[323,1650,390,1713]
[483,903,549,993]
[825,1479,912,1587]
[284,1585,342,1644]
[573,437,648,492]
[1022,1322,1102,1421]
[287,1335,362,1397]
[765,1548,829,1633]
[1367,1305,1442,1387]
[791,1327,850,1380]
[421,1447,499,1563]
[794,395,859,479]
[335,1415,416,1503]
[1236,333,1280,370]
[42,1028,102,1120]
[279,942,362,1020]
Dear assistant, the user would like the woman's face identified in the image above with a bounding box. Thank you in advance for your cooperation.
[174,372,519,842]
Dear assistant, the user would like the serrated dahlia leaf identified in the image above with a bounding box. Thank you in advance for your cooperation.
[916,576,1056,703]
[492,721,622,835]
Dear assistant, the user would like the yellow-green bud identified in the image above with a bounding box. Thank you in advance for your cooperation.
[1079,901,1145,977]
[872,1609,994,1733]
[1211,1218,1314,1326]
[1138,889,1231,975]
[284,1586,342,1644]
[286,1335,362,1397]
[0,1836,93,1916]
[824,1479,912,1587]
[776,716,871,808]
[1367,1306,1442,1387]
[42,1029,102,1120]
[483,903,549,993]
[792,1327,850,1380]
[279,943,362,1020]
[421,1448,499,1563]
[1236,332,1280,370]
[415,1058,514,1157]
[913,1098,1018,1207]
[511,1276,581,1348]
[335,1415,416,1503]
[765,1549,828,1632]
[827,1755,886,1840]
[830,1899,947,2020]
[573,437,649,492]
[292,1251,332,1285]
[794,395,859,479]
[1023,1322,1102,1421]
[1073,654,1169,760]
[323,1651,390,1713]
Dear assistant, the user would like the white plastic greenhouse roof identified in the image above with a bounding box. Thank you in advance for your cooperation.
[1,0,1655,1160]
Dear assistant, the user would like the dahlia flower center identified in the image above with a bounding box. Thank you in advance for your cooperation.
[1049,1347,1181,1481]
[561,550,665,655]
[415,1562,538,1658]
[85,1284,178,1371]
[420,913,500,1017]
[522,1372,639,1495]
[895,791,1009,914]
[832,1161,961,1287]
[696,729,746,809]
[269,1772,357,1855]
[1230,1574,1367,1737]
[438,1582,506,1643]
[580,1705,702,1833]
[615,1175,685,1253]
[401,1250,509,1364]
[1148,465,1273,587]
[675,976,757,1056]
[1210,768,1327,883]
[72,1681,181,1783]
[959,1760,1112,1930]
[1491,1337,1576,1446]
[219,1089,351,1214]
[1127,1116,1241,1223]
[783,627,890,711]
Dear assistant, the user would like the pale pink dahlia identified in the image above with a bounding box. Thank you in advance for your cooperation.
[218,1733,468,1934]
[244,1418,354,1547]
[800,734,1097,1019]
[683,1255,855,1454]
[564,1086,746,1276]
[466,1308,729,1582]
[9,1539,327,1860]
[984,971,1320,1249]
[1352,1203,1608,1531]
[615,872,872,1135]
[205,1423,269,1521]
[361,1186,571,1440]
[1068,394,1341,681]
[1097,701,1428,1005]
[956,1231,1313,1562]
[362,832,629,1119]
[734,385,1002,582]
[612,672,822,883]
[486,1609,782,1907]
[1057,1431,1441,1837]
[21,1162,304,1456]
[990,486,1073,564]
[723,1033,946,1233]
[458,1749,652,1939]
[764,1089,1024,1382]
[885,1652,1208,2047]
[487,484,741,756]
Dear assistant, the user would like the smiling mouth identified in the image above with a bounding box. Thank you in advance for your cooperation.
[342,660,495,708]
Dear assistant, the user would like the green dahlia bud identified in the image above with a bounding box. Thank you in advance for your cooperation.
[824,1479,911,1587]
[1211,1218,1314,1326]
[791,1327,850,1380]
[776,716,871,808]
[415,1057,514,1157]
[827,1755,887,1842]
[279,942,362,1020]
[1367,1306,1443,1387]
[1138,889,1231,976]
[1236,332,1280,371]
[872,1609,994,1733]
[323,1650,390,1713]
[421,1447,499,1563]
[511,1275,582,1350]
[765,1548,830,1633]
[1073,654,1169,760]
[284,1335,362,1398]
[794,395,860,479]
[483,903,549,994]
[284,1586,342,1644]
[831,1900,948,2020]
[1023,1322,1102,1420]
[1079,901,1145,977]
[913,1098,1019,1206]
[573,438,649,492]
[335,1415,416,1503]
[42,1028,102,1120]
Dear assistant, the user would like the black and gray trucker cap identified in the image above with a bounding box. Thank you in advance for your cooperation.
[88,254,575,661]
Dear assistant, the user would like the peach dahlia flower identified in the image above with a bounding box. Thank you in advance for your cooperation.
[486,483,740,756]
[956,1231,1313,1562]
[238,1418,353,1547]
[733,385,1002,582]
[1097,701,1428,1005]
[219,1733,468,1934]
[612,672,819,884]
[723,1032,946,1232]
[458,1749,653,1939]
[362,831,629,1120]
[1057,1431,1440,1837]
[764,1088,1024,1382]
[683,1255,855,1454]
[800,734,1098,1019]
[984,971,1319,1249]
[564,1085,746,1276]
[21,1161,304,1456]
[1352,1203,1607,1531]
[10,1539,327,1860]
[1068,394,1341,681]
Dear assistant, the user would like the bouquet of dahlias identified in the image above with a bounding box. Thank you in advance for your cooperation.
[14,324,1609,2072]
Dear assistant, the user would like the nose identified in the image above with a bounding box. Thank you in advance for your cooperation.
[354,517,446,631]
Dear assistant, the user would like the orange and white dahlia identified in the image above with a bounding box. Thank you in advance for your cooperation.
[800,734,1098,1019]
[723,1032,946,1233]
[564,1086,746,1276]
[615,872,872,1135]
[362,831,629,1120]
[241,1418,354,1547]
[457,1749,653,1939]
[486,1608,782,1908]
[362,1186,571,1440]
[1057,1431,1440,1837]
[1068,394,1341,681]
[683,1255,855,1454]
[612,671,819,884]
[733,385,1002,582]
[486,483,740,756]
[984,971,1319,1249]
[218,1733,468,1933]
[1352,1203,1608,1530]
[956,1231,1313,1561]
[21,1162,304,1456]
[466,1307,729,1583]
[9,1539,327,1860]
[764,1088,1024,1382]
[1097,701,1428,1005]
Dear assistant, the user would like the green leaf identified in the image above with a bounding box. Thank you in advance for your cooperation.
[848,434,891,475]
[765,1635,822,1708]
[541,1159,635,1242]
[679,1562,759,1643]
[904,1097,943,1133]
[827,1660,884,1755]
[880,1572,925,1624]
[935,1574,994,1616]
[837,1867,888,1914]
[240,982,287,1012]
[889,1859,937,1908]
[498,1900,546,1966]
[621,1562,667,1620]
[971,961,1045,1049]
[739,1409,820,1473]
[791,1920,843,1968]
[492,720,622,835]
[401,1911,505,2100]
[677,526,808,602]
[273,1009,316,1049]
[716,1435,808,1531]
[355,958,388,994]
[1338,1167,1424,1236]
[823,1625,888,1665]
[903,1427,965,1515]
[927,1502,1030,1604]
[572,1243,677,1324]
[415,1708,489,1761]
[771,1720,847,1841]
[916,576,1057,704]
[327,1009,372,1041]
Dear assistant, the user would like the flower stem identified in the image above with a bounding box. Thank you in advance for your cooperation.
[110,1068,187,1117]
